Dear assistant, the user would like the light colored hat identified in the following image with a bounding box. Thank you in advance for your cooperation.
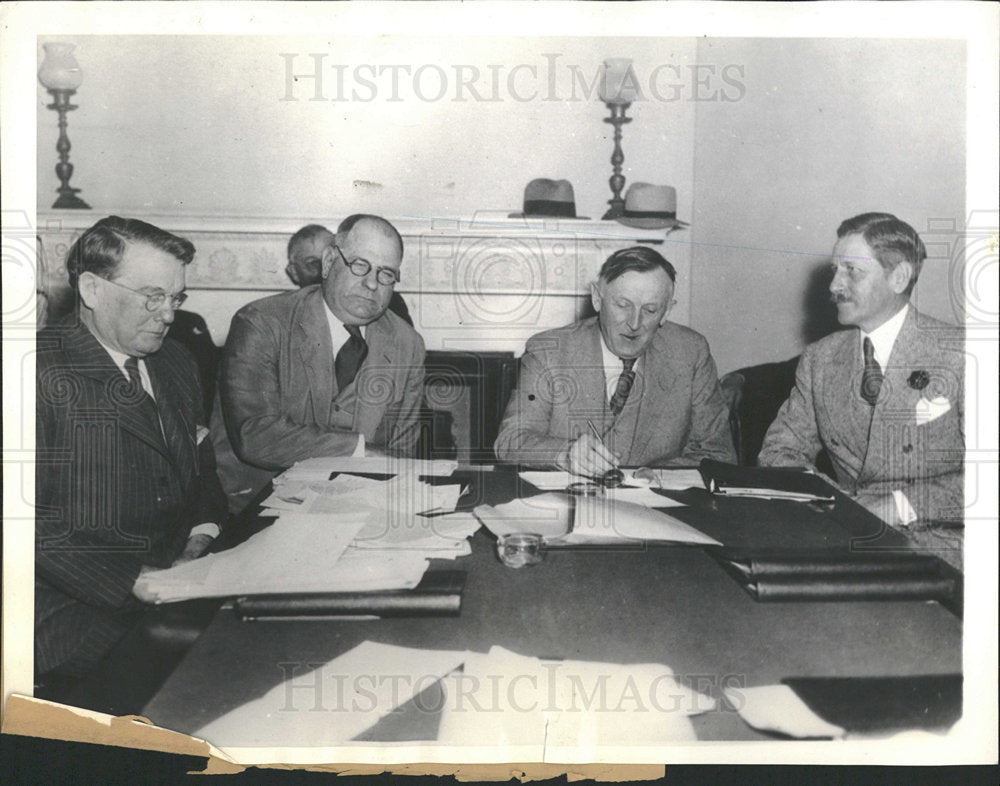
[509,178,588,219]
[616,183,689,229]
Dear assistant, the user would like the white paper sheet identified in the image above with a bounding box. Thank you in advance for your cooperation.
[279,455,458,482]
[724,684,846,739]
[194,641,469,747]
[567,497,720,546]
[605,486,685,509]
[518,471,575,490]
[135,512,431,602]
[473,493,574,539]
[437,645,712,753]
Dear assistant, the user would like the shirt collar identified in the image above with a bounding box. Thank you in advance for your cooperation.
[323,299,365,353]
[599,331,641,375]
[86,325,137,376]
[862,303,909,368]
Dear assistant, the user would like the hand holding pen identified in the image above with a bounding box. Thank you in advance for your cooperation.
[560,419,621,481]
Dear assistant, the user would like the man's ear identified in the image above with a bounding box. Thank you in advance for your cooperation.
[889,261,913,294]
[590,281,603,313]
[320,246,335,280]
[77,272,101,311]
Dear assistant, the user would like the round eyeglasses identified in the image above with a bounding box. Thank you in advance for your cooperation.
[334,245,400,286]
[100,276,188,311]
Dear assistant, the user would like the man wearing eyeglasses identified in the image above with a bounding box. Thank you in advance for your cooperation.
[219,214,425,475]
[35,216,228,687]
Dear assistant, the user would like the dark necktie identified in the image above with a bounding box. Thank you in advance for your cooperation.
[124,357,161,426]
[861,337,883,406]
[125,356,191,470]
[335,325,368,392]
[609,357,637,416]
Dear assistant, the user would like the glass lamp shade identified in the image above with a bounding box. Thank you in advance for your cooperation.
[598,57,638,105]
[38,43,83,91]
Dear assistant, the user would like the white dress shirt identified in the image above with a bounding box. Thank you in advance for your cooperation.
[860,303,917,526]
[599,334,642,404]
[861,302,908,369]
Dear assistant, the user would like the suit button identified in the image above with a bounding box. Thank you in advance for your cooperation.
[902,444,913,454]
[333,404,340,412]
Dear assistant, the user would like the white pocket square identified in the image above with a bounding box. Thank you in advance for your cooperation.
[196,425,210,445]
[915,396,951,425]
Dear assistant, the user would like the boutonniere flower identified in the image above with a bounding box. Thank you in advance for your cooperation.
[908,370,930,391]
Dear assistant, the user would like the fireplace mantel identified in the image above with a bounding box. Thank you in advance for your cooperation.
[37,210,691,353]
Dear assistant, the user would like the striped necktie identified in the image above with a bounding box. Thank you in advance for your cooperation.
[335,325,368,392]
[609,357,637,416]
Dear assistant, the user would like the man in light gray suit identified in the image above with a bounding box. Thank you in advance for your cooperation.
[759,213,964,565]
[219,215,425,481]
[495,247,735,477]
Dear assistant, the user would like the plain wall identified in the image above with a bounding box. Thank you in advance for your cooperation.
[688,38,966,375]
[37,35,965,370]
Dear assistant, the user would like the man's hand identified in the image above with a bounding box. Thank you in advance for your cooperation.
[132,564,158,603]
[561,433,619,479]
[171,533,215,567]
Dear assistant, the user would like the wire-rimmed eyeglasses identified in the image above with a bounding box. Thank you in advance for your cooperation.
[99,276,188,311]
[333,245,400,286]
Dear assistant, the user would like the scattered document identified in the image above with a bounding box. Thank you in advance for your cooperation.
[475,493,718,546]
[194,641,469,747]
[279,455,458,483]
[518,468,702,496]
[568,497,721,546]
[437,645,713,753]
[518,470,575,490]
[605,485,684,509]
[640,468,706,491]
[136,513,372,602]
[724,685,846,739]
[474,493,574,539]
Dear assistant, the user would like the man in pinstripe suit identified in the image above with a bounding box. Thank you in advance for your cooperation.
[35,216,228,682]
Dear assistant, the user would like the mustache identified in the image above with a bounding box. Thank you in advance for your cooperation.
[830,293,851,304]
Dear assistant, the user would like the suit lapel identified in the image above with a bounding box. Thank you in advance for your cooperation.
[354,315,399,435]
[295,289,337,424]
[859,307,923,483]
[65,322,172,460]
[576,322,612,432]
[147,353,197,477]
[626,334,669,461]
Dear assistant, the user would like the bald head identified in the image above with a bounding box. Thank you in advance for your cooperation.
[336,214,404,259]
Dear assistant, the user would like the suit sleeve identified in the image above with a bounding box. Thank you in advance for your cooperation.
[758,349,824,469]
[35,376,142,609]
[380,332,426,457]
[221,308,361,470]
[193,421,229,532]
[653,341,736,466]
[494,343,569,468]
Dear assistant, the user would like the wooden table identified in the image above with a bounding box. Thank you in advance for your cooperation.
[128,469,962,744]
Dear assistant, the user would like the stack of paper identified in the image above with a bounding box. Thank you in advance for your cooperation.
[135,512,433,602]
[138,469,479,602]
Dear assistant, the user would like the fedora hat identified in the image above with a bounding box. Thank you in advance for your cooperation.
[509,178,588,219]
[616,183,689,229]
